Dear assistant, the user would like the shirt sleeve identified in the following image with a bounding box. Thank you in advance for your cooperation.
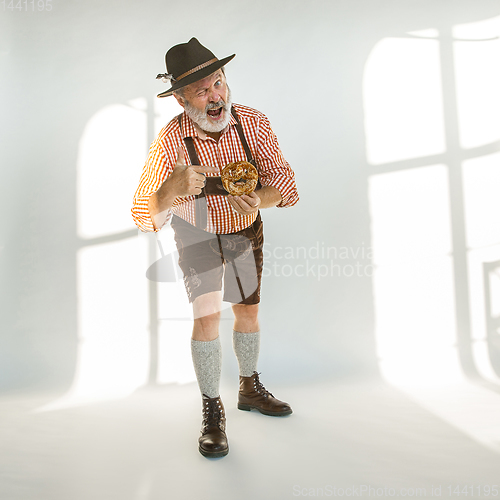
[255,114,299,208]
[131,134,179,232]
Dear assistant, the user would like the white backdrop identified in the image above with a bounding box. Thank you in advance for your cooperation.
[1,0,500,400]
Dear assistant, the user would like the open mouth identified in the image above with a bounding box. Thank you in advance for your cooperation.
[207,106,223,120]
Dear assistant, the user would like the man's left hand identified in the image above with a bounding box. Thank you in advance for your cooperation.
[227,191,261,215]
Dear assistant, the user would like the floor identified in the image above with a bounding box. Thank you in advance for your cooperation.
[1,377,500,500]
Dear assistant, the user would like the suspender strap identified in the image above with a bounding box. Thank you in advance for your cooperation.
[225,109,262,190]
[177,114,207,230]
[231,106,255,166]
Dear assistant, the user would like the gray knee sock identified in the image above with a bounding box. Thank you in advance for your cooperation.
[232,330,260,377]
[191,337,222,398]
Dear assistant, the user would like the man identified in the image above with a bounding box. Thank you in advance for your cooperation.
[132,38,299,458]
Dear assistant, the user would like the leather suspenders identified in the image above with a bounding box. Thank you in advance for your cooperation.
[177,106,259,230]
[230,107,256,169]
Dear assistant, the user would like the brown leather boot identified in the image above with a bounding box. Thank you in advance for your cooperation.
[198,394,229,458]
[238,372,293,416]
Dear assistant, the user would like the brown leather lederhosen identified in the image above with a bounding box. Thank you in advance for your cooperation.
[177,106,262,230]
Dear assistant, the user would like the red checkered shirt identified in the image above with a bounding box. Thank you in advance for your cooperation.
[131,103,299,234]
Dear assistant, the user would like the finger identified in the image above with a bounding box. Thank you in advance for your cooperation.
[191,165,220,175]
[175,146,185,168]
[227,196,243,213]
[239,194,259,207]
[240,192,261,210]
[238,198,255,211]
[227,195,239,208]
[228,195,251,212]
[187,171,207,188]
[192,172,206,184]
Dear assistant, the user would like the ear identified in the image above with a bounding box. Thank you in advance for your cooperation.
[174,93,185,109]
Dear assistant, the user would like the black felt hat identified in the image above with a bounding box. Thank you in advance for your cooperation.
[156,38,235,98]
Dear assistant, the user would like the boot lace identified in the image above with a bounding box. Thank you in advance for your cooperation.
[253,372,274,398]
[202,397,224,430]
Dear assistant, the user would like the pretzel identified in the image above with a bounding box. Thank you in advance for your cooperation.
[221,161,259,196]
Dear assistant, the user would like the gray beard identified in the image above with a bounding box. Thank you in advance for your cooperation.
[183,87,233,133]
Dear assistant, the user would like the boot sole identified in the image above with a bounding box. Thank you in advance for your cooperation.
[198,445,229,458]
[238,403,293,416]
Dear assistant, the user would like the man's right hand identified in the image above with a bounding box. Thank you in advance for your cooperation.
[163,146,220,198]
[149,147,219,230]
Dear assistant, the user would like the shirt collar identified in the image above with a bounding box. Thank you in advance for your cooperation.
[179,108,238,140]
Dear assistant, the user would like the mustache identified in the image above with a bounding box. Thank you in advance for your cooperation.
[205,100,227,111]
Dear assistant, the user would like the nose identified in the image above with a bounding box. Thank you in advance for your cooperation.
[208,86,221,102]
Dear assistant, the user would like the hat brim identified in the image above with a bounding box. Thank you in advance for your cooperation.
[157,54,235,98]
